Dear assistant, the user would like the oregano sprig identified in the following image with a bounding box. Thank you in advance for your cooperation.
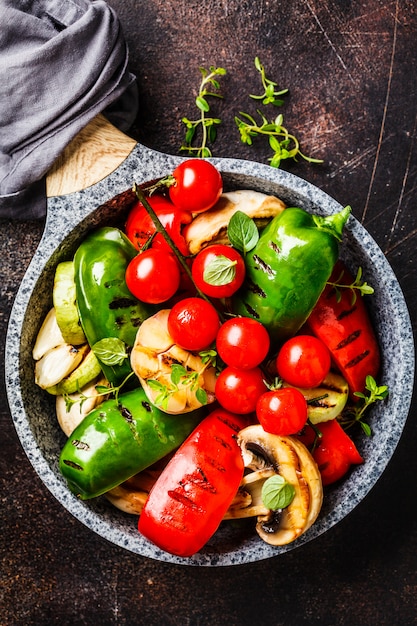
[147,363,209,410]
[339,375,389,436]
[62,370,135,413]
[327,266,375,305]
[235,109,323,168]
[180,65,226,158]
[250,56,288,106]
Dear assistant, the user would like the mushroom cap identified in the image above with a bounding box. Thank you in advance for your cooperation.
[237,424,323,546]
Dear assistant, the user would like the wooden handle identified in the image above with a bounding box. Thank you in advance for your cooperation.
[46,114,137,197]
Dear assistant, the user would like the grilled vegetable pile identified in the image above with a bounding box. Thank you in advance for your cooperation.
[33,160,387,558]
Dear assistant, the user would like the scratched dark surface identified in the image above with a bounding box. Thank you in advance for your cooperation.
[1,1,417,624]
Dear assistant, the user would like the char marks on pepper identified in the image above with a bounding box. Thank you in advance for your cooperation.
[268,240,281,255]
[214,435,232,450]
[203,454,226,473]
[336,330,361,349]
[62,459,84,471]
[247,278,267,298]
[337,305,357,321]
[109,297,137,309]
[168,489,203,512]
[120,406,134,423]
[345,350,370,369]
[71,439,90,451]
[253,254,275,276]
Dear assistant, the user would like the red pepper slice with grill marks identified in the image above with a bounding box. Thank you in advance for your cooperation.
[138,409,246,557]
[306,260,380,397]
[296,419,363,486]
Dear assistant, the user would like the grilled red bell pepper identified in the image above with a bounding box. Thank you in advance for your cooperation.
[297,419,363,486]
[306,260,380,397]
[138,409,246,557]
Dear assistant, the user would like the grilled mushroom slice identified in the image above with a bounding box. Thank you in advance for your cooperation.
[237,425,323,546]
[183,190,286,254]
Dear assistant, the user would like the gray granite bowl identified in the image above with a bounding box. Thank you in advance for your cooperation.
[6,144,414,566]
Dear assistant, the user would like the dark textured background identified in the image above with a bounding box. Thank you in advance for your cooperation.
[1,1,417,624]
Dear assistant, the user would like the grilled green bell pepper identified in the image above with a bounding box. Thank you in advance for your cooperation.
[74,227,155,386]
[59,387,204,499]
[232,205,351,342]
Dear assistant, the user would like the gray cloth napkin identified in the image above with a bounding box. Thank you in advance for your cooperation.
[0,0,138,219]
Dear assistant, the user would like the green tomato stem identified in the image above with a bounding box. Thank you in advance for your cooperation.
[132,184,226,322]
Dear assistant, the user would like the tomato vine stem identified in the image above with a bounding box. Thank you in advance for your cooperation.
[132,184,226,322]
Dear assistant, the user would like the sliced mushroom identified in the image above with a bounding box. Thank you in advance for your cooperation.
[130,309,217,414]
[237,424,323,546]
[106,469,161,515]
[183,190,286,254]
[223,468,274,519]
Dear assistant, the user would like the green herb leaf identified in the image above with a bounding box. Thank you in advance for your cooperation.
[261,474,295,510]
[203,255,237,286]
[180,65,226,158]
[171,364,188,385]
[196,387,208,405]
[92,338,128,366]
[339,374,389,435]
[227,210,259,254]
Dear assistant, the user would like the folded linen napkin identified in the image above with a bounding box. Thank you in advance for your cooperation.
[0,0,138,219]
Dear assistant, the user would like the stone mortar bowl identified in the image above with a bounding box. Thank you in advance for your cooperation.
[5,130,415,566]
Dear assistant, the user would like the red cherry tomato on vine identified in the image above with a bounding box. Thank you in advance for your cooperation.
[276,335,331,388]
[125,195,191,256]
[256,387,308,436]
[126,249,180,304]
[191,244,246,299]
[216,317,270,369]
[167,297,220,351]
[215,366,267,414]
[168,160,223,214]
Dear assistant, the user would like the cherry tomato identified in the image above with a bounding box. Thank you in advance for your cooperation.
[276,334,331,388]
[125,249,180,304]
[191,244,246,299]
[167,297,220,351]
[125,195,192,256]
[256,387,308,435]
[296,420,363,486]
[216,317,270,369]
[168,160,223,214]
[215,366,267,414]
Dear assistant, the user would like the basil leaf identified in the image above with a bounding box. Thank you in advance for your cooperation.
[227,210,259,253]
[203,255,237,286]
[261,474,295,510]
[92,338,128,366]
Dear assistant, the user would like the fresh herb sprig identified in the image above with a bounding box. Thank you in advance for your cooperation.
[180,65,226,158]
[63,370,135,413]
[327,266,375,305]
[339,375,389,436]
[250,56,288,106]
[235,109,323,168]
[147,363,209,410]
[236,57,323,168]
